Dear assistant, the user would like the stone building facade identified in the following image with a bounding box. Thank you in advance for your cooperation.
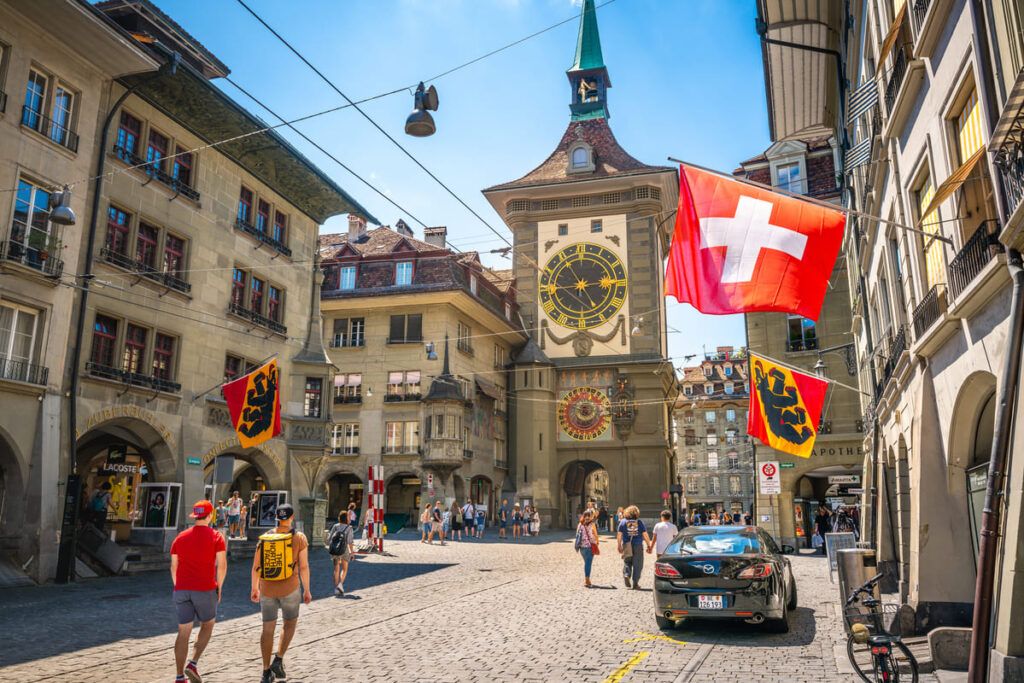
[482,0,677,527]
[735,139,865,549]
[318,218,522,527]
[674,347,753,518]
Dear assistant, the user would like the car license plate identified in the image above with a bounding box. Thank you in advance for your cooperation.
[697,595,724,610]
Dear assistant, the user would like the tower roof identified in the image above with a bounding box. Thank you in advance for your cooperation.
[569,0,605,72]
[425,336,464,402]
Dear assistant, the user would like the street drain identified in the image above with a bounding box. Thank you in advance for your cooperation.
[478,569,493,572]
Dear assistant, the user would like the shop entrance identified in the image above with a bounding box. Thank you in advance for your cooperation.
[386,472,421,528]
[325,472,363,527]
[793,465,862,544]
[470,475,493,520]
[966,391,995,559]
[0,433,25,556]
[561,460,608,528]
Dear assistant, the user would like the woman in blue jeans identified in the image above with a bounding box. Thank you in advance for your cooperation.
[576,509,599,587]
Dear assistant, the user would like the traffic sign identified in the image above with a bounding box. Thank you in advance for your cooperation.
[758,461,781,494]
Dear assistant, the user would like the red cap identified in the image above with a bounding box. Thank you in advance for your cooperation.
[190,500,214,519]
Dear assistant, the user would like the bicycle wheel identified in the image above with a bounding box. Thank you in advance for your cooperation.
[846,636,919,682]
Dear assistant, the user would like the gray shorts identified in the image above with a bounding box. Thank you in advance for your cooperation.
[332,552,352,564]
[174,589,217,625]
[260,588,301,622]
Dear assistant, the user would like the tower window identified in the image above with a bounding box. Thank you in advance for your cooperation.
[571,147,589,168]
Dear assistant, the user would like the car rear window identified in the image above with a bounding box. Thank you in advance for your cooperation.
[666,532,761,555]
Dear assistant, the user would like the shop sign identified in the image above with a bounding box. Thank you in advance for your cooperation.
[780,462,796,469]
[828,475,860,484]
[186,457,202,466]
[758,461,781,494]
[847,488,864,494]
[99,461,139,475]
[810,445,865,457]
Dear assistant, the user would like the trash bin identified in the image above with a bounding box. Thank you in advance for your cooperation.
[836,548,879,634]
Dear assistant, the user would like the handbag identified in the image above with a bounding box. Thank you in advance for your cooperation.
[621,540,633,559]
[589,525,600,555]
[811,532,824,548]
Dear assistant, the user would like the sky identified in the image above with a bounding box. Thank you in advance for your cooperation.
[151,0,771,368]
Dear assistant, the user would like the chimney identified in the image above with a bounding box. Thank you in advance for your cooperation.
[348,214,367,242]
[424,226,447,249]
[395,219,413,238]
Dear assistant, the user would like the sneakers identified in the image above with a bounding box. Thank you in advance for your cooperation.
[623,575,631,588]
[184,661,202,683]
[260,669,274,683]
[335,582,345,597]
[270,655,286,680]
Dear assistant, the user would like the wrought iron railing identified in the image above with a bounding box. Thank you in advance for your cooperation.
[111,145,200,201]
[884,46,909,115]
[787,338,819,352]
[947,221,1004,301]
[381,446,422,456]
[494,458,509,469]
[0,357,48,386]
[85,361,181,393]
[22,106,79,152]
[234,218,291,257]
[884,324,908,382]
[997,147,1024,217]
[329,335,365,348]
[228,301,287,334]
[384,392,421,402]
[912,284,944,338]
[911,0,931,34]
[332,394,362,405]
[100,247,191,294]
[330,446,360,456]
[0,239,63,277]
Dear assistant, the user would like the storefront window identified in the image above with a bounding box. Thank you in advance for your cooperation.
[135,483,181,528]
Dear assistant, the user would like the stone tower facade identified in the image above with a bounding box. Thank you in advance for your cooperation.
[484,0,678,527]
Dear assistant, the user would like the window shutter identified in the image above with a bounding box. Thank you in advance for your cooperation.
[407,314,422,341]
[389,315,404,342]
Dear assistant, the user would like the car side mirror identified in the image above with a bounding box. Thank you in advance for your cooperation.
[781,544,795,555]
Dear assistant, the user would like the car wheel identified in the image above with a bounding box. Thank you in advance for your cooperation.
[655,615,676,630]
[787,575,798,611]
[766,602,790,633]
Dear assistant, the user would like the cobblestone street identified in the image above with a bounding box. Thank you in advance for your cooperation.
[0,530,915,682]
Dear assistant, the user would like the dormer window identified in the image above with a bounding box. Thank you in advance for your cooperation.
[568,143,594,173]
[470,274,478,295]
[395,261,413,286]
[572,147,588,168]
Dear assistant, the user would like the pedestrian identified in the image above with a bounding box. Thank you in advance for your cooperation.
[240,501,249,538]
[170,500,226,683]
[227,491,242,539]
[87,481,112,531]
[652,510,679,557]
[476,505,486,539]
[427,501,445,545]
[449,501,463,541]
[743,510,752,526]
[499,498,510,539]
[347,501,359,529]
[614,506,624,534]
[442,505,451,542]
[250,503,310,683]
[248,492,259,528]
[597,504,609,534]
[814,504,832,555]
[574,509,600,587]
[462,499,476,538]
[616,505,653,589]
[520,506,530,537]
[530,507,540,536]
[420,503,432,543]
[325,510,354,596]
[511,504,522,540]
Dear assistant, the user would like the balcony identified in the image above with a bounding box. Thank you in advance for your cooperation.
[99,247,191,294]
[386,336,423,344]
[947,222,1006,314]
[228,301,287,335]
[882,45,926,140]
[884,47,907,115]
[998,147,1024,221]
[786,338,819,353]
[0,239,63,278]
[912,285,944,338]
[330,447,360,456]
[880,324,908,390]
[332,394,362,405]
[0,357,48,386]
[382,446,422,456]
[329,336,365,348]
[234,218,291,257]
[495,458,509,470]
[85,361,181,393]
[111,145,200,202]
[910,284,959,357]
[384,392,421,403]
[911,0,951,58]
[21,106,78,152]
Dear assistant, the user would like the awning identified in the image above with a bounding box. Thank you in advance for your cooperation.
[918,147,986,223]
[990,69,1024,152]
[758,0,845,141]
[878,3,907,67]
[475,378,501,400]
[846,79,879,124]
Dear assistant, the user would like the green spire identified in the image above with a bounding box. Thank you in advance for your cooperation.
[569,0,604,72]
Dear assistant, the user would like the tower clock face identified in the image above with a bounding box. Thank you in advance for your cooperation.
[539,242,627,330]
[558,386,611,441]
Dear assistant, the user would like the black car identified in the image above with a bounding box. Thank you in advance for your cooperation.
[653,526,797,632]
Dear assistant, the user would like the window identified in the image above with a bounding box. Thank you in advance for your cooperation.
[49,84,74,147]
[729,476,741,495]
[787,314,817,351]
[273,211,287,243]
[724,365,733,377]
[590,219,603,233]
[493,344,506,369]
[728,452,740,469]
[558,224,568,236]
[504,302,512,320]
[10,179,54,265]
[152,333,175,380]
[105,206,131,255]
[172,146,193,188]
[687,476,699,494]
[122,324,147,374]
[238,187,253,224]
[956,89,984,163]
[457,321,472,354]
[725,429,737,445]
[331,423,360,455]
[164,235,185,278]
[704,365,713,376]
[725,408,737,422]
[224,354,244,383]
[684,385,693,396]
[387,371,421,400]
[22,70,47,131]
[916,174,945,289]
[256,200,270,234]
[708,477,721,495]
[304,377,323,418]
[706,430,718,446]
[571,146,589,169]
[267,285,282,323]
[90,315,118,367]
[470,273,478,295]
[145,129,168,176]
[0,302,40,381]
[705,410,716,423]
[385,420,419,453]
[136,223,158,269]
[725,382,734,395]
[395,260,413,286]
[250,277,265,314]
[339,266,356,290]
[708,452,719,469]
[684,428,697,445]
[774,162,803,193]
[704,384,713,395]
[331,318,365,348]
[231,269,247,308]
[686,452,696,469]
[116,112,141,159]
[494,437,506,464]
[388,314,422,343]
[333,373,362,402]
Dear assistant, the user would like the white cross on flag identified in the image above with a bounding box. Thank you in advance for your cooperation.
[665,164,846,320]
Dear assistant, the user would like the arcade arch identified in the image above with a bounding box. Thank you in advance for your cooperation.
[560,459,608,528]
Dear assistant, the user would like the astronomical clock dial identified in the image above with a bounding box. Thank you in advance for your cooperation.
[539,242,627,330]
[558,386,611,441]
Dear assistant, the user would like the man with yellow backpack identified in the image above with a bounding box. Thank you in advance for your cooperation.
[250,503,310,683]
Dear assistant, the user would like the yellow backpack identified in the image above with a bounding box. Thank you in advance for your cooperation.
[257,532,295,581]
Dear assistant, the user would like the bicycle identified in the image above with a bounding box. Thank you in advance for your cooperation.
[844,572,919,682]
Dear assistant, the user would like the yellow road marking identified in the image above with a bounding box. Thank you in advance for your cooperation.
[622,631,687,646]
[602,651,651,683]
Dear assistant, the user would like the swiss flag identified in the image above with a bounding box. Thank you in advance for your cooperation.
[665,165,846,320]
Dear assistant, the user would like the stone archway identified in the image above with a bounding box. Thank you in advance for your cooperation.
[560,459,608,528]
[386,472,421,525]
[202,447,286,511]
[948,371,997,562]
[0,427,27,554]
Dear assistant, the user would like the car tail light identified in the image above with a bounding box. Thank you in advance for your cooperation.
[737,562,773,579]
[871,645,891,656]
[655,562,682,578]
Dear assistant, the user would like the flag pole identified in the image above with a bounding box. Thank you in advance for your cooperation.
[666,156,953,245]
[190,353,280,403]
[749,351,870,397]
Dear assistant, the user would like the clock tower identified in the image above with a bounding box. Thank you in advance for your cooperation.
[483,0,678,527]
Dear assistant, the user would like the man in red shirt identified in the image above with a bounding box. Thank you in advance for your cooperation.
[171,500,227,683]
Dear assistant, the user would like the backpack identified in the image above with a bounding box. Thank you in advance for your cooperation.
[257,531,295,581]
[328,525,351,556]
